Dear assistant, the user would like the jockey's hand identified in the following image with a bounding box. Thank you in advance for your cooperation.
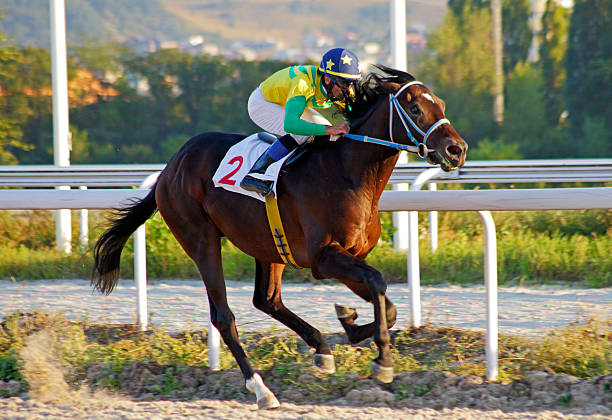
[324,123,350,136]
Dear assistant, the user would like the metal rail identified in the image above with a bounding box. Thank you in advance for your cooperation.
[0,164,165,187]
[389,159,612,184]
[1,159,611,187]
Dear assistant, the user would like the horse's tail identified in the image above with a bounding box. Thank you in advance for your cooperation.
[92,184,158,295]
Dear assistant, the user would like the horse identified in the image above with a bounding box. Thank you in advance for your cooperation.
[92,65,468,409]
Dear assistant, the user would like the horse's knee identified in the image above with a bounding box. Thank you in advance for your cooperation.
[210,308,235,334]
[365,271,387,296]
[253,294,282,315]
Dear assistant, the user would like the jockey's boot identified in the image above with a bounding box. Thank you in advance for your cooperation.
[240,134,298,196]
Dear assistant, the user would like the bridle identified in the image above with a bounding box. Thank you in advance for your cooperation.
[343,81,451,159]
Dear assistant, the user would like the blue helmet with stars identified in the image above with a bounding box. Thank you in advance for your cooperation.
[319,48,361,81]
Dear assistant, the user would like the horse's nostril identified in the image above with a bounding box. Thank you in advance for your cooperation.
[447,144,462,157]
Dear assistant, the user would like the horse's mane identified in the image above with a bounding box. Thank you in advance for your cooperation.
[341,64,416,125]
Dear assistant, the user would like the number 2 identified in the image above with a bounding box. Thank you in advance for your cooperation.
[218,156,244,186]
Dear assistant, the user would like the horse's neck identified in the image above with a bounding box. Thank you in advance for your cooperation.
[338,103,400,198]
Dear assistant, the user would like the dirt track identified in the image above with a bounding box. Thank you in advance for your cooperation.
[2,279,610,336]
[1,395,610,419]
[2,279,610,419]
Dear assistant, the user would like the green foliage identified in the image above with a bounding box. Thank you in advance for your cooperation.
[0,21,37,163]
[1,209,610,287]
[500,61,573,158]
[524,318,611,378]
[66,50,287,164]
[539,0,570,126]
[0,350,21,382]
[565,0,612,138]
[500,0,532,74]
[420,6,496,144]
[2,311,609,401]
[446,0,533,74]
[468,138,522,160]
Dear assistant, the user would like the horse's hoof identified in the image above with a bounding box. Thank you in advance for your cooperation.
[313,353,336,374]
[371,360,394,384]
[246,373,280,410]
[335,304,358,321]
[257,392,281,410]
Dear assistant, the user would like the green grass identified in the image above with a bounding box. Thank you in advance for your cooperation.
[1,311,609,400]
[0,209,610,287]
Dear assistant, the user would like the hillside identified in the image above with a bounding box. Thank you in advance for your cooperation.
[0,0,189,47]
[162,0,447,47]
[1,0,446,49]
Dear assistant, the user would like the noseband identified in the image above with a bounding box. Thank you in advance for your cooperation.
[344,81,450,159]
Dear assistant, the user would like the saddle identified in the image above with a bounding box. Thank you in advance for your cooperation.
[212,132,307,268]
[212,132,311,202]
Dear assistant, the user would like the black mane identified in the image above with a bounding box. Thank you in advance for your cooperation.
[341,64,416,126]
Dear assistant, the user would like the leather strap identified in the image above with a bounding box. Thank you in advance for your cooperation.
[264,195,301,269]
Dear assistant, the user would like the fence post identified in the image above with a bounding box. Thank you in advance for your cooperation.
[134,173,160,331]
[79,186,88,249]
[407,168,442,327]
[428,182,438,252]
[479,210,498,381]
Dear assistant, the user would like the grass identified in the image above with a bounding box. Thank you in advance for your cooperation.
[0,311,609,401]
[0,208,610,287]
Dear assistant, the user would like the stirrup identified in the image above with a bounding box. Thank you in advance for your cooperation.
[240,175,273,196]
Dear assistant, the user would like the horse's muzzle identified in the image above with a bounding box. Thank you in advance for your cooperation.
[427,137,467,172]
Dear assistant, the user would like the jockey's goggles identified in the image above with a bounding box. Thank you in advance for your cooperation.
[328,75,356,99]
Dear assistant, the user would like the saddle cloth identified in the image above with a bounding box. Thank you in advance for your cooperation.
[212,133,295,202]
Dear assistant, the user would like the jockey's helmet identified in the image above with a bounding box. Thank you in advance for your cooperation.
[319,48,361,101]
[319,48,361,82]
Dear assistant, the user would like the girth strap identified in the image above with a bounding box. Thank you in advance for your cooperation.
[264,195,301,269]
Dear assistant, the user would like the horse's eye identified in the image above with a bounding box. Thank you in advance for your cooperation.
[410,105,420,115]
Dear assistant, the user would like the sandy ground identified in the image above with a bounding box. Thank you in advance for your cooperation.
[1,279,610,419]
[1,279,610,336]
[1,396,610,420]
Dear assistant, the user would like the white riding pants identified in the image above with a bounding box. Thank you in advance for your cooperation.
[247,86,331,145]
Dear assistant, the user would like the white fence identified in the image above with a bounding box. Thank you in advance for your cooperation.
[1,161,612,380]
[2,159,612,187]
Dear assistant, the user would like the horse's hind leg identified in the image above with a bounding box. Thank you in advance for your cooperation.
[157,199,279,409]
[335,280,397,344]
[312,242,394,383]
[252,261,335,373]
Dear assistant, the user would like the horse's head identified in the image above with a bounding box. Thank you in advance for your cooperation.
[345,65,468,172]
[392,81,468,171]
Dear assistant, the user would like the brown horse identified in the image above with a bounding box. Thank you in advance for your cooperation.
[92,65,467,409]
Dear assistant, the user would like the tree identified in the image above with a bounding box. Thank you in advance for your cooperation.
[565,0,612,144]
[501,61,572,158]
[539,0,570,126]
[420,6,496,144]
[501,0,532,74]
[447,0,532,74]
[0,29,51,164]
[0,14,38,164]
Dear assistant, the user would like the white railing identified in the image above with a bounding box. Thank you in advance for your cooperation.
[2,159,612,187]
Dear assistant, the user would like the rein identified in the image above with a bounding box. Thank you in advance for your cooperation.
[344,81,450,159]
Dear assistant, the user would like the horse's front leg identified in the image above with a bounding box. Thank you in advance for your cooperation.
[253,261,335,374]
[312,242,394,383]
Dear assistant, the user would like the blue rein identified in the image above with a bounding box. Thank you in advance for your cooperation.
[342,81,450,159]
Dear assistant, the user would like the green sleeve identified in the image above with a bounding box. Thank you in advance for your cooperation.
[284,96,327,136]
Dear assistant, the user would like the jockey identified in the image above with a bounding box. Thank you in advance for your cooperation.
[240,47,361,195]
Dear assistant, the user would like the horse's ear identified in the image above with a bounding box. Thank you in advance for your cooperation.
[436,97,446,113]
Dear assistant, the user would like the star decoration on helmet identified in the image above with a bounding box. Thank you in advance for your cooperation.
[326,59,335,70]
[341,55,353,65]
